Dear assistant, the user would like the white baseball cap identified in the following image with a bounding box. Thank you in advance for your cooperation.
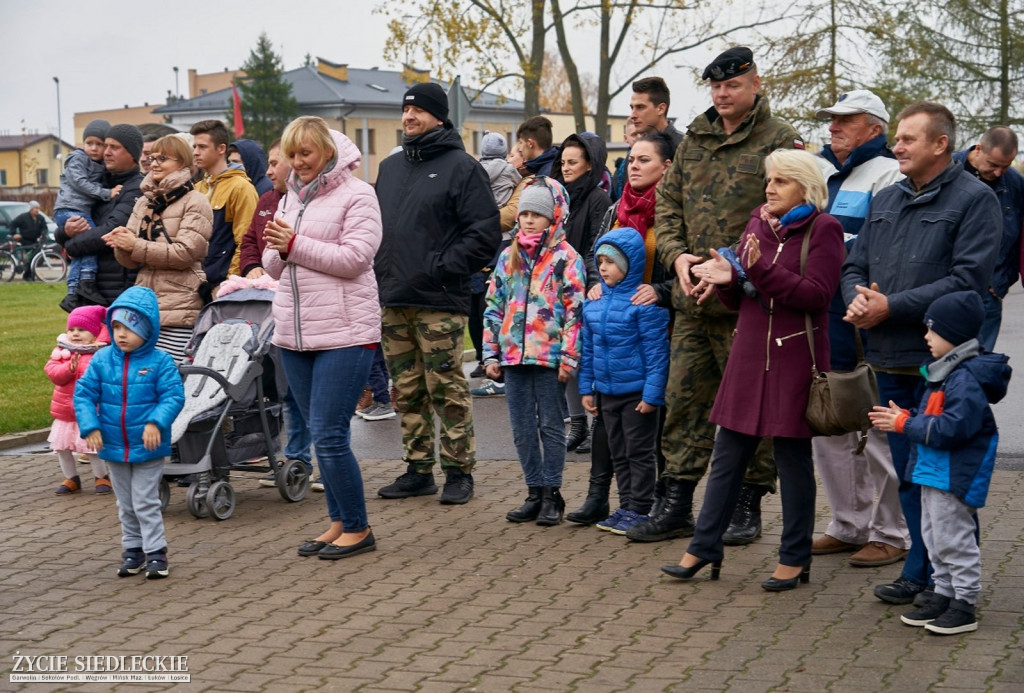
[816,90,889,124]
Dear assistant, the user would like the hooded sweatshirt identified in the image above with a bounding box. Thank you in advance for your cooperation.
[73,286,185,464]
[195,166,259,286]
[483,177,585,375]
[231,139,272,196]
[551,132,612,257]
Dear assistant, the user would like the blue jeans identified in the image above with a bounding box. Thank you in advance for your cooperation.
[504,365,566,487]
[282,388,313,471]
[876,371,929,586]
[280,346,374,530]
[55,209,98,291]
[979,291,1002,353]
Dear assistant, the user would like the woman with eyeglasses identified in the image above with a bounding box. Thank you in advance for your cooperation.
[106,135,213,364]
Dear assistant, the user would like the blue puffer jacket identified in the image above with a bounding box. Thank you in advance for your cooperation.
[74,286,185,464]
[579,227,670,404]
[905,350,1011,509]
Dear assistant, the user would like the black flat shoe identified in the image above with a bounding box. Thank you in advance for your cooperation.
[761,566,810,592]
[661,557,722,581]
[297,540,329,557]
[318,532,377,560]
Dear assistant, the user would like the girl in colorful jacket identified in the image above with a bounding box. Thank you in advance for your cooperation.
[46,305,110,495]
[483,177,585,527]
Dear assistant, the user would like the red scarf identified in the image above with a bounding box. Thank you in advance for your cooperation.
[616,182,657,236]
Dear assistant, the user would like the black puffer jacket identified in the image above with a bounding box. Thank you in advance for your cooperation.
[551,132,612,273]
[374,126,500,314]
[56,166,143,305]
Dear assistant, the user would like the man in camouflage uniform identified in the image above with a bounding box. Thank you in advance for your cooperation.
[628,47,803,543]
[374,82,500,505]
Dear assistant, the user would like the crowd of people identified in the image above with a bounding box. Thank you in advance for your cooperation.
[41,45,1020,637]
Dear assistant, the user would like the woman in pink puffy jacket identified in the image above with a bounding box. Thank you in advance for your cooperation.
[262,116,383,561]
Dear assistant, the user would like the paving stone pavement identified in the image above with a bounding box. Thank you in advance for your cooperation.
[1,451,1022,692]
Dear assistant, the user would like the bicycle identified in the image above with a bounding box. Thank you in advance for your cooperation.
[0,235,68,283]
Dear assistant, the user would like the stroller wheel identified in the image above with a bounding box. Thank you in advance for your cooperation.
[278,459,310,503]
[186,482,210,518]
[159,479,170,512]
[206,481,235,521]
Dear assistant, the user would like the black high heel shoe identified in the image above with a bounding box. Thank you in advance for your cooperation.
[660,557,722,581]
[761,565,810,592]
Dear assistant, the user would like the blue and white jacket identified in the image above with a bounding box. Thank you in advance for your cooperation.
[901,344,1011,508]
[578,227,669,404]
[74,286,185,464]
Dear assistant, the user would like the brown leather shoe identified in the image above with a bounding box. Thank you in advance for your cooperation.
[811,534,863,555]
[849,541,908,567]
[356,386,373,411]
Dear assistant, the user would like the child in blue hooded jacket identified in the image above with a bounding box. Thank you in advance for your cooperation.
[579,227,670,535]
[870,291,1011,636]
[74,286,185,579]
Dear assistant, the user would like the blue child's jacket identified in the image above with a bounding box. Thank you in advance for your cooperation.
[74,286,185,464]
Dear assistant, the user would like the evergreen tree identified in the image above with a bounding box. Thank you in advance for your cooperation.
[226,33,298,150]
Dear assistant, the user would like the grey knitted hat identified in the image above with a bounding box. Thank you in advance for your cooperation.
[82,119,111,142]
[481,131,508,160]
[106,124,144,163]
[518,184,555,221]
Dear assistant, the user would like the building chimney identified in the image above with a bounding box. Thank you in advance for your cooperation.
[401,64,430,85]
[316,57,349,82]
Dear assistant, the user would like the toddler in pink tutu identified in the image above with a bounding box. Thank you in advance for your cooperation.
[46,305,110,494]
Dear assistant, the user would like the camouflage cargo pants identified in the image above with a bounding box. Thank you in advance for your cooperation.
[661,310,776,492]
[381,307,475,473]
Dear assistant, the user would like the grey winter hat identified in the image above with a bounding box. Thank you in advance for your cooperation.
[106,124,144,163]
[481,131,508,160]
[595,242,629,276]
[82,119,111,142]
[518,183,555,221]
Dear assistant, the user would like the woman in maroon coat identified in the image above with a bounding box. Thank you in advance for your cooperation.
[661,149,844,591]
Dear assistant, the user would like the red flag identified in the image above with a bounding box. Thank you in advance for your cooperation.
[232,82,245,138]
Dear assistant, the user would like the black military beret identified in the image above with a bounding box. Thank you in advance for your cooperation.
[702,46,755,81]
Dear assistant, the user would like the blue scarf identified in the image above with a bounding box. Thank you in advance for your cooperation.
[779,203,815,227]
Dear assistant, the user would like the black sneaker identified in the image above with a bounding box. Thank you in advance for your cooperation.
[440,469,474,505]
[378,464,438,498]
[874,577,926,604]
[901,593,951,626]
[912,586,936,607]
[145,550,169,580]
[925,599,978,635]
[117,548,145,577]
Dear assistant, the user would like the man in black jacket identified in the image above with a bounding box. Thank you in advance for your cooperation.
[55,124,143,310]
[374,82,500,505]
[11,202,48,280]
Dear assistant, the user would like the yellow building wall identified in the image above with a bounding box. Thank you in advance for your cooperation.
[0,139,73,188]
[0,151,22,187]
[74,105,164,144]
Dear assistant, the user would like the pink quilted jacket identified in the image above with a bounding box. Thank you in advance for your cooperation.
[263,131,382,351]
[46,344,97,422]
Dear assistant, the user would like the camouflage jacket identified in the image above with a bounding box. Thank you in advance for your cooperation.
[655,95,802,316]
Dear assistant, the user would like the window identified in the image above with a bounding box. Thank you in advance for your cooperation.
[36,169,48,186]
[53,144,60,158]
[0,170,6,186]
[355,128,376,155]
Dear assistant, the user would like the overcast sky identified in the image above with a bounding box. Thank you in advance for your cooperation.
[5,0,740,143]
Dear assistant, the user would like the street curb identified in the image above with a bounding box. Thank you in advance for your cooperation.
[0,428,50,451]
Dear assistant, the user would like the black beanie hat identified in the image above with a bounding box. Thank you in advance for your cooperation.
[106,124,144,163]
[924,291,985,346]
[702,46,755,81]
[403,82,449,123]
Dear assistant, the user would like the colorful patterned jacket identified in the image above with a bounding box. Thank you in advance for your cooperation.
[483,177,585,375]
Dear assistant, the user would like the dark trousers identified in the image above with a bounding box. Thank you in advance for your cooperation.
[688,427,814,566]
[367,346,391,404]
[600,392,659,514]
[469,292,485,363]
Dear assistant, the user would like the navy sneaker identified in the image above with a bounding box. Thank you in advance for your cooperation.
[145,550,169,580]
[596,508,627,532]
[925,599,978,635]
[874,577,926,605]
[609,511,650,536]
[117,548,145,577]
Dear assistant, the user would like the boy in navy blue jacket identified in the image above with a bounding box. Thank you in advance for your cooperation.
[579,227,669,536]
[75,286,185,579]
[870,291,1011,635]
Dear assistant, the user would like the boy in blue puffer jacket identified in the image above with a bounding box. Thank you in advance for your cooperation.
[579,227,669,535]
[74,286,185,579]
[870,291,1011,636]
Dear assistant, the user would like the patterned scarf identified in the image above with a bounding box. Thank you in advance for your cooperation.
[616,182,657,237]
[139,180,194,243]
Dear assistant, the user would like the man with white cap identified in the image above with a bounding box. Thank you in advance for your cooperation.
[810,90,910,568]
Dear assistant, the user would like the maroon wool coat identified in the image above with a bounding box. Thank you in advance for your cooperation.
[710,206,844,438]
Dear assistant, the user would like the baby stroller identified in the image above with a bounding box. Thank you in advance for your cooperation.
[162,288,310,520]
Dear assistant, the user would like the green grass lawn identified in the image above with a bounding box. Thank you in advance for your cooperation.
[0,282,71,434]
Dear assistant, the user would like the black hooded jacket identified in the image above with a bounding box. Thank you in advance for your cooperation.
[230,139,271,195]
[551,132,613,263]
[374,125,500,314]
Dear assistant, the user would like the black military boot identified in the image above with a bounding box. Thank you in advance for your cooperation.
[566,415,589,452]
[535,487,565,526]
[625,479,696,542]
[722,483,768,545]
[650,477,667,518]
[507,487,544,523]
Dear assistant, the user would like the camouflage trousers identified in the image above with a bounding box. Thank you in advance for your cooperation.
[661,310,776,492]
[381,307,475,473]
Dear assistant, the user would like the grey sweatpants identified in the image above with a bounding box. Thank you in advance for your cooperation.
[108,458,167,555]
[921,486,981,604]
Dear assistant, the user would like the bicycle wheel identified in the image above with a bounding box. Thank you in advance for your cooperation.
[31,248,67,283]
[0,252,16,282]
